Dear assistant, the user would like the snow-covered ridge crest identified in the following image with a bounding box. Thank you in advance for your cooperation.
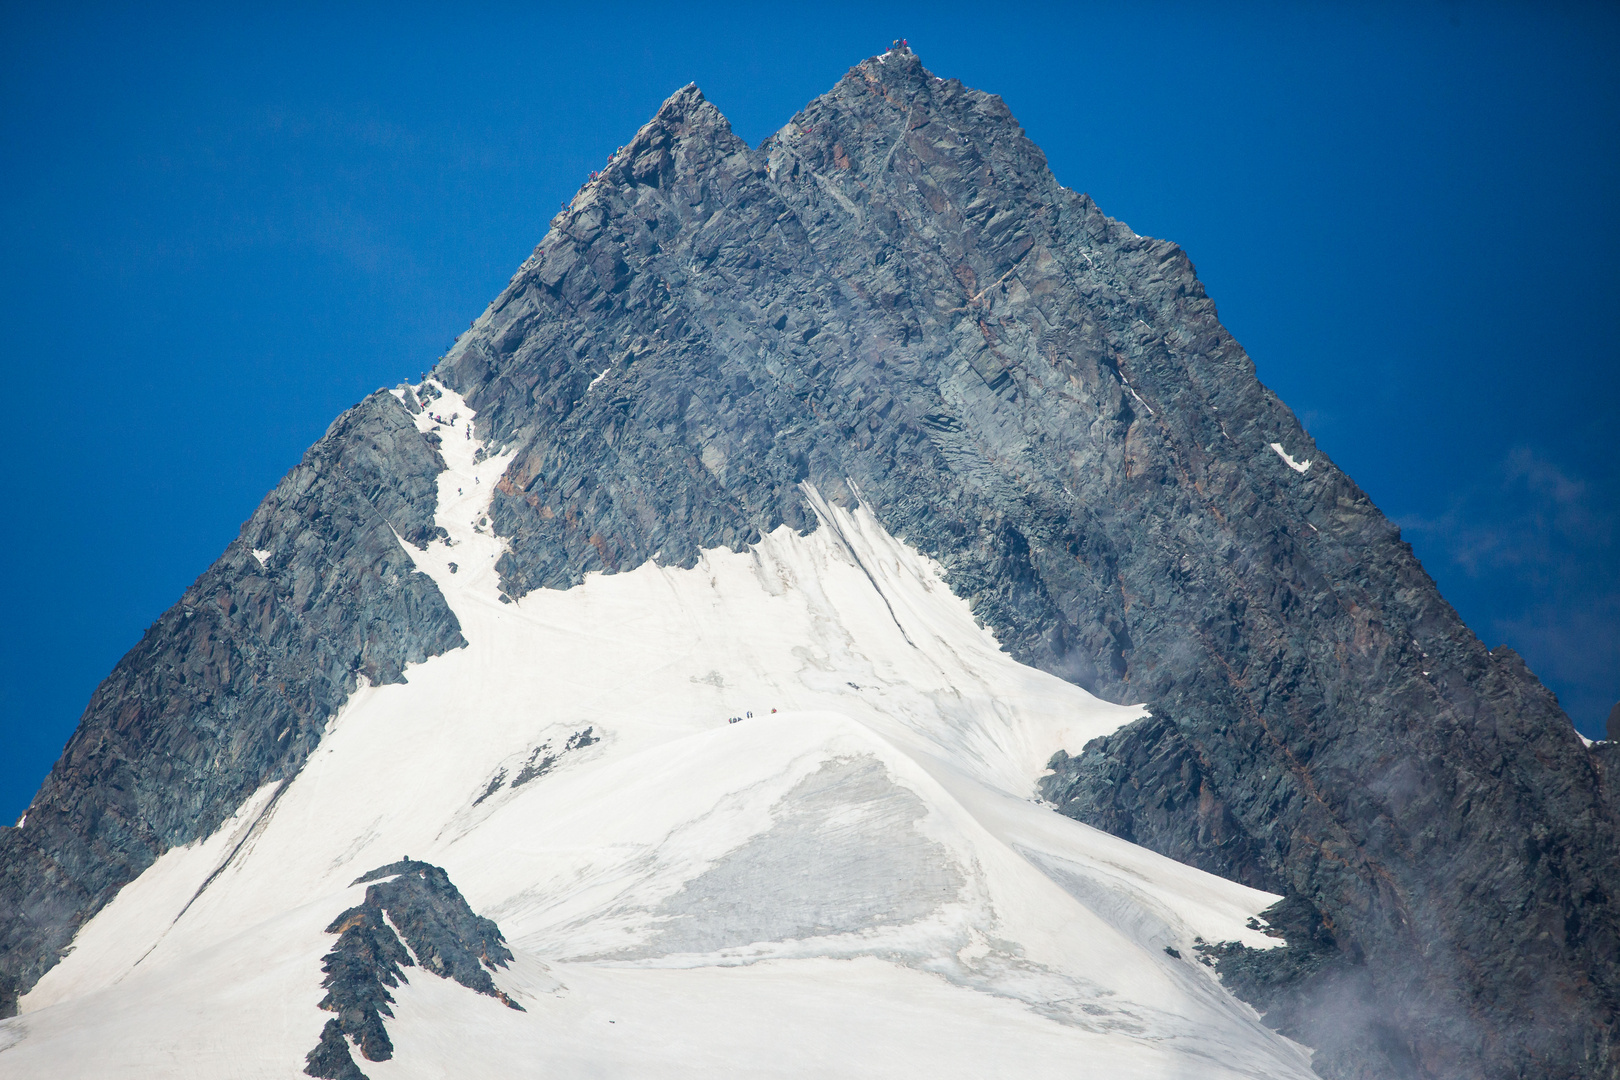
[6,383,1309,1078]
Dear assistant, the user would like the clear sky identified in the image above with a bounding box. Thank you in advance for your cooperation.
[1,1,1616,822]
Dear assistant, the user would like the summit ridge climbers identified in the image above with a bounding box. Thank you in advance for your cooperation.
[2,44,1617,1079]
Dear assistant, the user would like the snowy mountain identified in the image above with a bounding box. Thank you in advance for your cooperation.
[3,45,1617,1079]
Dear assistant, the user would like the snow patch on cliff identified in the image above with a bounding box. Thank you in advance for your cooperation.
[1269,443,1311,474]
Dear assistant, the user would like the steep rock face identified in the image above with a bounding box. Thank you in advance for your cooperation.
[1040,717,1281,893]
[437,50,1620,1078]
[2,46,1617,1080]
[0,392,463,1015]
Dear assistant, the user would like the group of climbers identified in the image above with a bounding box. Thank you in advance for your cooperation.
[726,710,779,724]
[587,147,626,185]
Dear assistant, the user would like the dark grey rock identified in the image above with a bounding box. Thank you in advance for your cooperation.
[304,859,520,1080]
[476,727,598,802]
[1039,715,1282,893]
[305,1020,368,1080]
[0,392,463,1016]
[1190,895,1413,1073]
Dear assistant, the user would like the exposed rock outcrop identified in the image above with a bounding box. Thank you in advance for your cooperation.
[1040,716,1281,893]
[305,859,521,1080]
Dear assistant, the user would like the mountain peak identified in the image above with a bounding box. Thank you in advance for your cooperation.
[3,51,1616,1080]
[645,81,720,134]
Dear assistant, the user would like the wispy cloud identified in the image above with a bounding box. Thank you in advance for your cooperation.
[1398,446,1618,735]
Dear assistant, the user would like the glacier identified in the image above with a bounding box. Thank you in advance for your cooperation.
[2,383,1312,1079]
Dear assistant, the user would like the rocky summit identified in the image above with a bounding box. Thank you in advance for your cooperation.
[1,45,1614,1080]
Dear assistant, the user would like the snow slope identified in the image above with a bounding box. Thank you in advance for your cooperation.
[1,384,1313,1078]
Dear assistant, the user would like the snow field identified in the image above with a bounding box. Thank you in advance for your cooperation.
[4,383,1313,1078]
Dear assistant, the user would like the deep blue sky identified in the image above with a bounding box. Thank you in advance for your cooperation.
[1,2,1616,821]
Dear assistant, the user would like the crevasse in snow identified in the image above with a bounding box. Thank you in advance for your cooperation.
[2,385,1312,1079]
